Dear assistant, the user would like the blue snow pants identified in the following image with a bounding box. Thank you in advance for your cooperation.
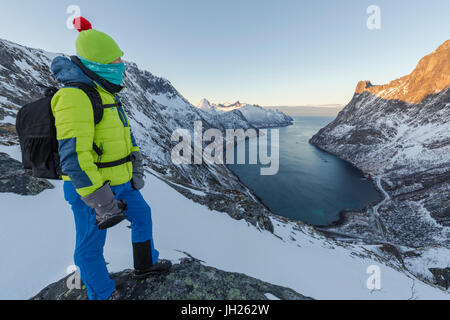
[63,181,159,300]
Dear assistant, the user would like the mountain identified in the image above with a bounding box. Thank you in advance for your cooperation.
[197,99,294,128]
[310,40,450,251]
[198,100,247,112]
[1,38,449,299]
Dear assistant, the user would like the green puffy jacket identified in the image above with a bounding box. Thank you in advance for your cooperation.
[51,56,139,197]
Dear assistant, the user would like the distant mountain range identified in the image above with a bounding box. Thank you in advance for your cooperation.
[198,99,343,117]
[197,99,293,128]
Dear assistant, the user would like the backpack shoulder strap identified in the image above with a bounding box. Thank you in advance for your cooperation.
[65,82,104,125]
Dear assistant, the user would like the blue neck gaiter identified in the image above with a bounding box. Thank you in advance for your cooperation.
[79,57,125,85]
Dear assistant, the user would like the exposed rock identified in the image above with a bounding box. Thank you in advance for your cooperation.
[378,244,404,265]
[0,106,16,121]
[31,258,312,300]
[0,123,18,146]
[0,153,53,195]
[429,268,450,289]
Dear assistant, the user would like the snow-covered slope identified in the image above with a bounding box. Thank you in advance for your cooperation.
[310,40,450,283]
[1,144,448,300]
[197,99,294,128]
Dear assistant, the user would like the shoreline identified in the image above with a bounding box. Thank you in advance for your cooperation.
[307,139,385,230]
[222,119,384,232]
[222,122,294,219]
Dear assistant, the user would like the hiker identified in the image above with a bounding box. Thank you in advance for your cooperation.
[50,17,171,300]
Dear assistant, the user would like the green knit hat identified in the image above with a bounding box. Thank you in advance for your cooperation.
[73,17,123,64]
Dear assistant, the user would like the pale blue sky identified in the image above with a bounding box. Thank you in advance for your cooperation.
[1,0,449,106]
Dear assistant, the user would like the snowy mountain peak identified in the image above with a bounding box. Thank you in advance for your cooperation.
[196,99,293,128]
[197,99,246,110]
[198,98,212,110]
[224,101,242,108]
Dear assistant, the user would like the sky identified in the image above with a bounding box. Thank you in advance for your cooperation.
[0,0,449,107]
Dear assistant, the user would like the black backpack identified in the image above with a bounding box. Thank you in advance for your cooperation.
[16,82,105,180]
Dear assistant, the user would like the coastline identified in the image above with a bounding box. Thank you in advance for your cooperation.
[221,118,383,235]
[307,139,385,231]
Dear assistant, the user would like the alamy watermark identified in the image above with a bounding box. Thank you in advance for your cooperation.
[366,265,381,291]
[66,5,81,30]
[171,122,279,176]
[66,265,82,290]
[366,5,381,30]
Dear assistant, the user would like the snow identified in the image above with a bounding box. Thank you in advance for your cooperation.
[0,96,18,116]
[265,293,281,300]
[330,124,354,137]
[238,105,292,128]
[198,98,213,110]
[14,59,35,74]
[404,247,450,281]
[0,116,16,124]
[0,164,448,300]
[0,81,18,93]
[196,99,293,128]
[0,145,21,161]
[149,168,207,196]
[151,93,188,111]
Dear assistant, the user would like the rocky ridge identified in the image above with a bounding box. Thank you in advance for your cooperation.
[32,258,312,300]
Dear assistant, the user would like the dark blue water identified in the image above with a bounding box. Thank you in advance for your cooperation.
[228,116,381,226]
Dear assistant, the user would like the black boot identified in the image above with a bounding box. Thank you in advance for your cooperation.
[133,241,172,279]
[134,260,172,279]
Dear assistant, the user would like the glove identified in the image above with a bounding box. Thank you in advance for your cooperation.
[81,182,127,230]
[131,151,145,190]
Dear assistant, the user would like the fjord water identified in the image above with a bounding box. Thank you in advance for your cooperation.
[228,117,381,226]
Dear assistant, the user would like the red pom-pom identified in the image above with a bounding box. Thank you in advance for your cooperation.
[73,17,92,32]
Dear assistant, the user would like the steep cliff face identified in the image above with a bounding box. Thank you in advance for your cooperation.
[355,40,450,104]
[0,38,274,230]
[310,40,450,248]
